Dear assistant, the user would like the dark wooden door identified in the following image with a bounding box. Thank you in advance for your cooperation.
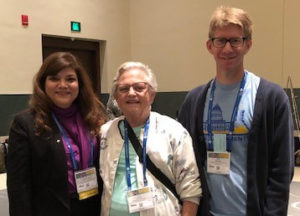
[42,35,101,93]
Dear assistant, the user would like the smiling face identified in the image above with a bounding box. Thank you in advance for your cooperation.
[114,68,156,127]
[45,68,79,108]
[207,24,252,78]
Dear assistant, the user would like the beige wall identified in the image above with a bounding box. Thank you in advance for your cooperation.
[1,0,300,94]
[130,0,298,91]
[0,0,131,94]
[284,0,300,87]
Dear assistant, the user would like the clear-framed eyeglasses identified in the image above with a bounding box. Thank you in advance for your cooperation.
[117,82,149,94]
[210,37,248,48]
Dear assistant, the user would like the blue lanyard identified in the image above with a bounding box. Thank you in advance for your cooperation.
[52,113,94,171]
[207,72,247,152]
[124,118,150,190]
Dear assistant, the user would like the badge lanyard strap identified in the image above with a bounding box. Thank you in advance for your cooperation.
[124,118,150,191]
[51,113,94,171]
[207,72,247,152]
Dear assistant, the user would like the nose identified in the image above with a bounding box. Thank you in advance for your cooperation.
[58,79,68,88]
[128,86,136,95]
[222,41,233,53]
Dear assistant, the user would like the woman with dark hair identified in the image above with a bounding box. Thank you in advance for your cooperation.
[7,52,107,216]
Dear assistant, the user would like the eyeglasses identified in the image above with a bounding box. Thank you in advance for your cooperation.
[210,37,247,48]
[117,82,149,93]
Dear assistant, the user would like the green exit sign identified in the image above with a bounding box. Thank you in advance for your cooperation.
[71,21,81,32]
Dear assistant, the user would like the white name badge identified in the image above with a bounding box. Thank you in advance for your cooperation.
[74,167,98,200]
[207,151,231,175]
[127,186,154,213]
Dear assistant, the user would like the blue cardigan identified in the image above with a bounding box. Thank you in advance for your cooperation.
[178,78,294,216]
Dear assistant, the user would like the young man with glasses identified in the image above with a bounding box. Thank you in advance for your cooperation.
[179,6,294,216]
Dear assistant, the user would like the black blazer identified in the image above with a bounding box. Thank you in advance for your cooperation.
[7,110,101,216]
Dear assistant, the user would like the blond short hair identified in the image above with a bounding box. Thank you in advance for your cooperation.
[208,6,253,39]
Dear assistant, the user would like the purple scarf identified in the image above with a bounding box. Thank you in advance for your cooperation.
[52,103,98,194]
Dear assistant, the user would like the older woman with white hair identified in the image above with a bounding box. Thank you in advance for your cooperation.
[99,61,201,216]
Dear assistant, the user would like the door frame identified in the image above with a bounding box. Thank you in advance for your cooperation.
[42,34,102,93]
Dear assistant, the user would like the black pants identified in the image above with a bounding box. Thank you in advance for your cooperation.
[70,194,100,216]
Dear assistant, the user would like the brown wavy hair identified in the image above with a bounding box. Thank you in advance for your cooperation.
[29,52,107,135]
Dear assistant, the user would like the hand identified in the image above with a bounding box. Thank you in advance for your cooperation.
[182,200,198,216]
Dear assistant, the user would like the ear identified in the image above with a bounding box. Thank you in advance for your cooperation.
[244,39,252,54]
[206,39,214,55]
[149,91,156,104]
[113,92,118,101]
